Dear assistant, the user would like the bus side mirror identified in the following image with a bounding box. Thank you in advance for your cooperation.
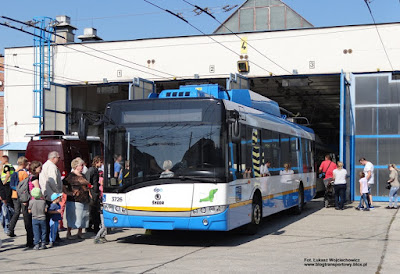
[231,119,241,143]
[227,110,241,143]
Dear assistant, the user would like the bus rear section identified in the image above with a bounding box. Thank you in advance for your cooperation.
[103,97,230,231]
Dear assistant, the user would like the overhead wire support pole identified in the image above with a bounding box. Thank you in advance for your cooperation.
[181,0,292,75]
[143,0,275,75]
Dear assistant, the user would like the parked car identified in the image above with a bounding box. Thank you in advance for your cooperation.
[25,130,102,178]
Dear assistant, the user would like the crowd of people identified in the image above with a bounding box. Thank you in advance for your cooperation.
[319,154,399,211]
[0,152,107,250]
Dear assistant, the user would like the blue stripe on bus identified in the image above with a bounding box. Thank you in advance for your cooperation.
[241,138,291,145]
[269,167,299,171]
[104,208,229,231]
[355,135,400,139]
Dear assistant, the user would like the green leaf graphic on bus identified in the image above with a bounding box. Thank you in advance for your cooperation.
[200,189,218,202]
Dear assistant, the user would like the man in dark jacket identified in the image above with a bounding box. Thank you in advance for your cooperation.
[85,156,103,233]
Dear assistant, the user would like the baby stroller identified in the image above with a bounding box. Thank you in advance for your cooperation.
[324,179,335,208]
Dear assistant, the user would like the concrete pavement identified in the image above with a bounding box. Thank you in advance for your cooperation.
[0,199,398,273]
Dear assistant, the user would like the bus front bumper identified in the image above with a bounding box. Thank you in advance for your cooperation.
[103,208,229,231]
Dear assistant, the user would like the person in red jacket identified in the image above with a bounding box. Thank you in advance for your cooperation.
[319,154,337,189]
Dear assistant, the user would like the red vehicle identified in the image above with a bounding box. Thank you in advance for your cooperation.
[25,131,102,178]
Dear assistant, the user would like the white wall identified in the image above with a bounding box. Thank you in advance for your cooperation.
[4,47,38,143]
[4,23,400,143]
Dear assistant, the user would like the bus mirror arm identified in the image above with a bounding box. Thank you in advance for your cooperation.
[78,113,88,141]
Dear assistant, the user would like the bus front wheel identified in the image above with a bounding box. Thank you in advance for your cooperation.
[245,196,262,235]
[292,184,304,215]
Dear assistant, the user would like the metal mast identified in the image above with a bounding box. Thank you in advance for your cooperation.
[32,16,56,132]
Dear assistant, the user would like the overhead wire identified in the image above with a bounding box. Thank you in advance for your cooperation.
[60,44,173,80]
[0,63,84,84]
[77,43,176,78]
[143,0,276,75]
[0,22,42,38]
[71,5,235,22]
[181,0,293,75]
[362,0,400,167]
[363,0,394,70]
[1,16,177,81]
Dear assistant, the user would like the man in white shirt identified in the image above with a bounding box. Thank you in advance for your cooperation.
[260,161,271,177]
[39,151,62,202]
[359,157,375,209]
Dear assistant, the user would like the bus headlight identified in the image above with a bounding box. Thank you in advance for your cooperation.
[192,205,227,216]
[103,203,127,215]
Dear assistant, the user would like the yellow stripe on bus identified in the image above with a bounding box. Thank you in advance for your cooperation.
[123,185,316,212]
[230,200,252,209]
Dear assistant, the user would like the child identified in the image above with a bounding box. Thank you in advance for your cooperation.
[28,187,48,250]
[48,193,63,248]
[356,172,370,211]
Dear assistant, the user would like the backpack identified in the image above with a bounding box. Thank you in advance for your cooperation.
[17,176,31,203]
[1,164,15,183]
[10,170,21,190]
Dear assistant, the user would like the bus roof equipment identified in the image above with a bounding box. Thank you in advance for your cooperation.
[158,84,281,118]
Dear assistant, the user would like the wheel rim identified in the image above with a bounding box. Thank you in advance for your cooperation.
[253,204,261,224]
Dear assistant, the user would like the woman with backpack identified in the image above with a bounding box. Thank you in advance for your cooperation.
[17,160,42,248]
[7,156,29,237]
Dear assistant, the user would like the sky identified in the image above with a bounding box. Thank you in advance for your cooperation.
[1,0,400,54]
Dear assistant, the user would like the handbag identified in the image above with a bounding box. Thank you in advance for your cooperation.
[386,182,391,190]
[319,161,332,179]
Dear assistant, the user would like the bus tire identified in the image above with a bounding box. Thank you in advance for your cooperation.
[245,193,262,235]
[292,184,304,215]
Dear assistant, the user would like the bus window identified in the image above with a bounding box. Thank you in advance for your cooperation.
[290,136,299,173]
[251,128,261,177]
[301,138,314,173]
[280,133,291,171]
[240,125,252,177]
[261,129,280,176]
[309,140,315,172]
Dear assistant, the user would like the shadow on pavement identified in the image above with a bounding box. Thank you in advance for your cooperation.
[117,199,325,247]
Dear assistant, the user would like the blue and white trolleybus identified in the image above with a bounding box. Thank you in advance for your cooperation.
[102,84,316,233]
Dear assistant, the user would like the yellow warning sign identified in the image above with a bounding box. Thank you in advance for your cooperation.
[240,37,248,54]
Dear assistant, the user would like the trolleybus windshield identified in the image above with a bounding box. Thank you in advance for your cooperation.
[104,99,226,191]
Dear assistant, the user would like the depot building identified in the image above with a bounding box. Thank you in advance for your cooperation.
[3,0,400,201]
